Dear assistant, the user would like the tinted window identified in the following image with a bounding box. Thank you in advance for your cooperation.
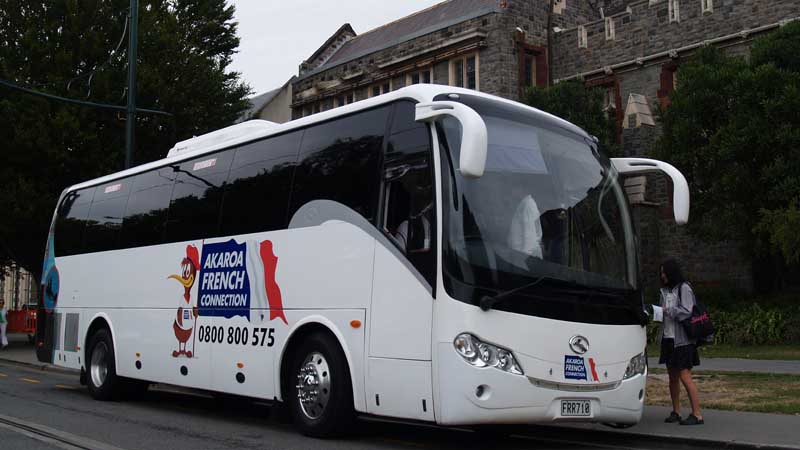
[54,187,96,256]
[221,131,301,235]
[120,167,176,248]
[382,101,436,287]
[165,151,233,243]
[290,106,391,222]
[84,180,131,253]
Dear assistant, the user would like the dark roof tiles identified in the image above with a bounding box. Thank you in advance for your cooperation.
[299,0,499,80]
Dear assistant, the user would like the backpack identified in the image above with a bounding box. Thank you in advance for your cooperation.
[678,283,715,346]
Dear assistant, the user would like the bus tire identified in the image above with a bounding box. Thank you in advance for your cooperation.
[287,332,354,437]
[86,329,122,401]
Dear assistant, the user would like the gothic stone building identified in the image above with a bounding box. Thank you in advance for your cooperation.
[289,0,800,290]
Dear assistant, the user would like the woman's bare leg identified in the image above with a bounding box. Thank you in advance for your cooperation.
[668,367,682,414]
[679,369,702,419]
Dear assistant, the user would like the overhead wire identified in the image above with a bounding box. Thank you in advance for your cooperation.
[19,8,130,95]
[66,8,131,98]
[0,77,172,116]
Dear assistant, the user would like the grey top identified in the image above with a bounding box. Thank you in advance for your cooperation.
[657,283,696,347]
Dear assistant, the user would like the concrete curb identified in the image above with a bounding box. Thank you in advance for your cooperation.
[533,424,800,450]
[0,356,80,377]
[600,429,800,450]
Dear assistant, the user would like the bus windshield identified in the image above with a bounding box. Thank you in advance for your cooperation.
[435,94,639,324]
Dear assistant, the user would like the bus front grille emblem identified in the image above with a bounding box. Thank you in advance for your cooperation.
[569,335,589,354]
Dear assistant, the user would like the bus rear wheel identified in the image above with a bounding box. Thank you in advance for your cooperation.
[288,332,353,437]
[87,329,122,401]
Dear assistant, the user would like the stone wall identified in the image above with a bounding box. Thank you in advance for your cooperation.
[649,170,752,290]
[552,0,800,79]
[552,0,602,29]
[480,1,550,101]
[622,125,752,291]
[558,0,800,292]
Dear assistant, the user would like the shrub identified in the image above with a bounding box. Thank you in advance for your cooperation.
[646,296,800,346]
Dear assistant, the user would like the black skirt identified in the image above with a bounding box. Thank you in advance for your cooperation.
[659,338,700,370]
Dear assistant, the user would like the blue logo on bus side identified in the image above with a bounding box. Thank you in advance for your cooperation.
[42,233,59,312]
[197,239,251,320]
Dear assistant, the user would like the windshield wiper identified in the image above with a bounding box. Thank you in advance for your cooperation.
[479,276,552,311]
[479,276,636,312]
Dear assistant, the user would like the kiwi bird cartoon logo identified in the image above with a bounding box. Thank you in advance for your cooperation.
[168,245,200,358]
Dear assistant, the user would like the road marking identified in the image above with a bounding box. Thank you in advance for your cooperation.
[19,377,40,384]
[55,384,79,390]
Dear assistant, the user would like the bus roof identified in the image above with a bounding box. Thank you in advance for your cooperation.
[65,84,590,193]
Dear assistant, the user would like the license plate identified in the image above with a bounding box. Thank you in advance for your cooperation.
[560,400,591,417]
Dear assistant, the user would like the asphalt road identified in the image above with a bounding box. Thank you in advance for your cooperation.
[0,360,712,450]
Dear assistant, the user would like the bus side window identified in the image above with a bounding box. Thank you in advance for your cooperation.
[220,130,302,235]
[120,167,176,249]
[54,187,96,257]
[289,105,391,223]
[165,151,234,243]
[381,101,436,287]
[84,181,131,253]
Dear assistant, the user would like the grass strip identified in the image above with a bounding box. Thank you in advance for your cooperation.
[646,369,800,415]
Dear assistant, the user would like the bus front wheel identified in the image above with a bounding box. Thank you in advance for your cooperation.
[87,329,122,401]
[287,332,354,437]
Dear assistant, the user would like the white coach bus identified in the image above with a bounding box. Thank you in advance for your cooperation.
[37,85,689,436]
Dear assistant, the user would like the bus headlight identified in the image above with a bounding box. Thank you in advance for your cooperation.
[453,333,524,375]
[623,352,647,379]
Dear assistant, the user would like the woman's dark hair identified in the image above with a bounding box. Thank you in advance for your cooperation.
[661,258,685,288]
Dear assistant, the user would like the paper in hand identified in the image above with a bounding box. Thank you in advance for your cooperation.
[651,305,664,322]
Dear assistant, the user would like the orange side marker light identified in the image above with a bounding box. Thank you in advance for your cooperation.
[237,362,244,369]
[136,353,141,358]
[350,320,362,329]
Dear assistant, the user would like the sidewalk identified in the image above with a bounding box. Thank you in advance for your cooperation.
[2,333,800,449]
[0,333,43,367]
[648,357,800,375]
[558,405,800,449]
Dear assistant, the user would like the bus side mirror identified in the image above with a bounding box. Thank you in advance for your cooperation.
[415,101,488,178]
[611,157,690,225]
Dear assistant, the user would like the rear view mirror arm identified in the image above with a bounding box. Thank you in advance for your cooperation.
[611,157,690,225]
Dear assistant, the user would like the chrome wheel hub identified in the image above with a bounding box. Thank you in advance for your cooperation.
[90,341,109,388]
[295,351,331,419]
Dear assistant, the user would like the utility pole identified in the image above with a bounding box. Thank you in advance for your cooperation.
[125,0,139,169]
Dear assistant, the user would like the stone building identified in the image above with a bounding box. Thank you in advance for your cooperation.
[287,0,800,290]
[239,76,295,124]
[1,264,38,310]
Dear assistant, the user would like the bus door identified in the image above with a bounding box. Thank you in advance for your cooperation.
[366,101,436,420]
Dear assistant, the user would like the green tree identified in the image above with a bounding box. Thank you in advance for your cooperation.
[522,80,620,156]
[0,0,250,277]
[655,22,800,289]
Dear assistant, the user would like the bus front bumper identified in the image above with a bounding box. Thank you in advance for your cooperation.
[435,343,645,426]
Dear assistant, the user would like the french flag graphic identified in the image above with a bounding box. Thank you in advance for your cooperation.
[247,240,288,324]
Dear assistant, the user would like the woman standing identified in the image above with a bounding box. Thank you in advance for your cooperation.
[658,259,704,425]
[0,299,8,350]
